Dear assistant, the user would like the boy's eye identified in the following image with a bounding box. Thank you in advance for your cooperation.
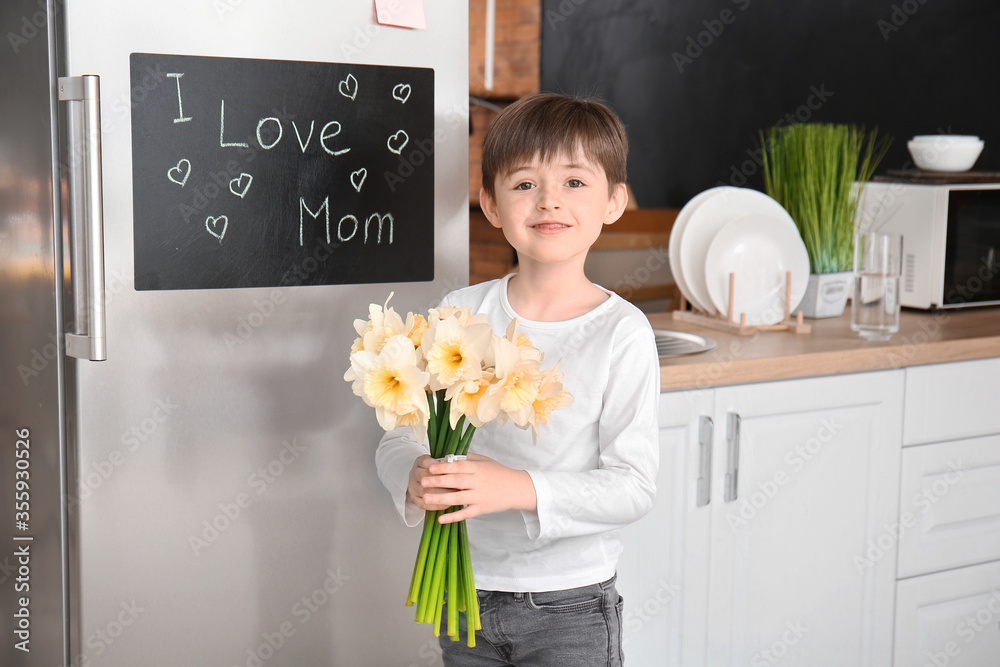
[514,182,535,191]
[566,179,584,188]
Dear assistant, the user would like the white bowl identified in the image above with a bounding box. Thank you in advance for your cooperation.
[910,134,980,144]
[907,136,984,171]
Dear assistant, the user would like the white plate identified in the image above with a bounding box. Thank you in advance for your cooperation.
[680,188,797,315]
[668,187,732,311]
[704,214,810,325]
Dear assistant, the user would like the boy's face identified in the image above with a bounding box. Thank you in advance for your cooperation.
[480,150,628,271]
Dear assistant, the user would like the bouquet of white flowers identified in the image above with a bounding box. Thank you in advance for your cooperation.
[345,295,573,645]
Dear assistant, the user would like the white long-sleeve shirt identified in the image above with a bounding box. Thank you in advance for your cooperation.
[375,274,660,592]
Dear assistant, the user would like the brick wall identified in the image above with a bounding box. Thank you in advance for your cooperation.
[468,1,539,285]
[469,102,502,204]
[469,209,516,286]
[469,0,541,98]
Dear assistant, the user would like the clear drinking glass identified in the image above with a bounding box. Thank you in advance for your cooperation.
[851,232,903,341]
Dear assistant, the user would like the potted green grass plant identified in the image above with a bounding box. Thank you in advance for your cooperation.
[760,123,891,318]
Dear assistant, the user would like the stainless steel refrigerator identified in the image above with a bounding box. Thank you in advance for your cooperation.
[1,1,469,665]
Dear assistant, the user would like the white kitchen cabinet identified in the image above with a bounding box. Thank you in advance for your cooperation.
[894,559,1000,667]
[619,388,714,666]
[708,371,903,667]
[893,358,1000,667]
[897,434,1000,578]
[903,357,1000,446]
[621,370,904,667]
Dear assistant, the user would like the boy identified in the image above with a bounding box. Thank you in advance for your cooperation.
[376,93,660,666]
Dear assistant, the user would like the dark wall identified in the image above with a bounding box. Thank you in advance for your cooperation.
[541,0,1000,207]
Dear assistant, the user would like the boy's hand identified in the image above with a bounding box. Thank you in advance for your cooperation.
[421,453,538,524]
[406,455,455,511]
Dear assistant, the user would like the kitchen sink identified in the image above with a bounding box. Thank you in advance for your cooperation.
[653,329,718,358]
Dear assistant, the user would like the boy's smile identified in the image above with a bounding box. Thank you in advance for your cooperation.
[480,151,628,270]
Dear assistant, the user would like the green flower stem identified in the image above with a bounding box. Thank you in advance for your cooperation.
[415,512,446,622]
[459,520,480,645]
[432,391,448,457]
[456,522,475,647]
[426,392,438,452]
[456,545,467,614]
[432,574,446,637]
[429,519,452,634]
[405,403,480,643]
[442,415,466,457]
[406,509,440,606]
[458,423,476,456]
[447,518,460,639]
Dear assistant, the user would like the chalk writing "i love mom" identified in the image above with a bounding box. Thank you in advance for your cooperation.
[163,71,412,246]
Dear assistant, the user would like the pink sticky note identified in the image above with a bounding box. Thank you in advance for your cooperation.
[375,0,426,30]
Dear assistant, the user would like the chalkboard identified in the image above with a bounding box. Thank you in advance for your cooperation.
[130,53,435,290]
[541,0,1000,208]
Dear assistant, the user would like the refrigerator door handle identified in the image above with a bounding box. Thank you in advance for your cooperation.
[59,75,106,361]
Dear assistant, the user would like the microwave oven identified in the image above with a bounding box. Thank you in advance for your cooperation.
[857,181,1000,309]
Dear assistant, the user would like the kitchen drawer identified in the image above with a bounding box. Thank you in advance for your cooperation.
[897,435,1000,578]
[903,358,1000,446]
[894,559,1000,667]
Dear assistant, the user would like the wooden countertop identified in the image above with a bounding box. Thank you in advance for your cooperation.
[649,306,1000,391]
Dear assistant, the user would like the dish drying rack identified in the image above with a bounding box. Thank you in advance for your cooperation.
[672,271,812,336]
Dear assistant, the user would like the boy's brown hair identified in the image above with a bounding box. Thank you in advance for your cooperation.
[480,93,629,199]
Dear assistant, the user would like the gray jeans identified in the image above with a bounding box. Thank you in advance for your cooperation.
[439,575,624,667]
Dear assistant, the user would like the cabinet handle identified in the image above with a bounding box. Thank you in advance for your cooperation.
[696,416,713,507]
[724,412,741,502]
[59,75,106,361]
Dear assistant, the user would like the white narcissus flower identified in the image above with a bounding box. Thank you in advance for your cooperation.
[421,309,494,392]
[428,305,490,328]
[392,408,430,443]
[477,336,541,429]
[445,370,495,428]
[345,334,430,442]
[503,318,542,364]
[407,313,429,349]
[344,298,575,448]
[351,293,425,355]
[429,305,463,323]
[529,364,574,444]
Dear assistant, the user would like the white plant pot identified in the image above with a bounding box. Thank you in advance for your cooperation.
[795,271,852,318]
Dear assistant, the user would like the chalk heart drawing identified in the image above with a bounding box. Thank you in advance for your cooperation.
[205,215,228,243]
[339,73,358,101]
[229,172,253,198]
[167,159,191,187]
[350,168,367,193]
[392,83,411,104]
[387,130,409,155]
